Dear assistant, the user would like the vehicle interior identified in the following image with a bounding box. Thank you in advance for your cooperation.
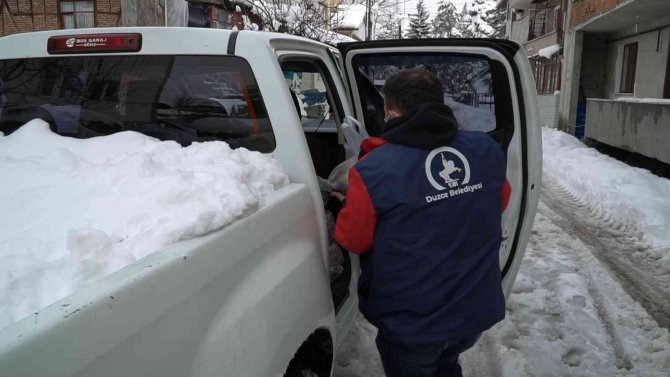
[280,58,352,313]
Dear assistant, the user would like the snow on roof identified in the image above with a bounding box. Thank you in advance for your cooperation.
[303,27,357,44]
[320,30,357,44]
[284,4,303,24]
[0,120,288,329]
[538,44,561,58]
[335,4,367,30]
[613,97,670,105]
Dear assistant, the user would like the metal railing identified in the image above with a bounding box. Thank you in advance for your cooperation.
[453,92,496,112]
[527,8,561,41]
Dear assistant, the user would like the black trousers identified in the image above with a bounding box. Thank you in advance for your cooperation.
[375,332,481,377]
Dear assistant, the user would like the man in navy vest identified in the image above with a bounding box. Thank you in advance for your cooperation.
[334,69,510,377]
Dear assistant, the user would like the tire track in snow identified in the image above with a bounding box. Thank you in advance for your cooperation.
[586,284,633,371]
[541,174,670,330]
[497,203,669,376]
[538,201,634,370]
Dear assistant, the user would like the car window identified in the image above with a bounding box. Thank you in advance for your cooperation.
[0,56,275,153]
[281,60,344,134]
[351,53,502,136]
[281,59,347,178]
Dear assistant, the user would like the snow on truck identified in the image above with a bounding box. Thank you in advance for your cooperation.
[0,28,541,376]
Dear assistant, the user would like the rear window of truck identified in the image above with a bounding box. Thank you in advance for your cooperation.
[0,55,275,152]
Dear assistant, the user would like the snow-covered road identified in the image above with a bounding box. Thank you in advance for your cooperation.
[334,129,670,377]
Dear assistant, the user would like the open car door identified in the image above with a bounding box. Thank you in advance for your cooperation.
[338,39,542,297]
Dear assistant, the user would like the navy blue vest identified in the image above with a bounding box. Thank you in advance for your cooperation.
[355,131,506,345]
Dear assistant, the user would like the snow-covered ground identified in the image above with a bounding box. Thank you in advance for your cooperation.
[447,99,496,133]
[0,120,288,330]
[543,128,670,254]
[335,128,670,376]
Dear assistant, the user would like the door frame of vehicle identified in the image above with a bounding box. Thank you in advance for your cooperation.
[337,39,542,297]
[262,36,361,351]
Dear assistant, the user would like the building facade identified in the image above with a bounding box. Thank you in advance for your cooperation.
[559,0,670,164]
[0,0,260,37]
[501,0,568,128]
[1,0,121,37]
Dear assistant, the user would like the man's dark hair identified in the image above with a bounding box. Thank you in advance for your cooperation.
[382,69,444,113]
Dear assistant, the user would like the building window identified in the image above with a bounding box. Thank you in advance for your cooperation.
[60,1,95,29]
[619,42,638,94]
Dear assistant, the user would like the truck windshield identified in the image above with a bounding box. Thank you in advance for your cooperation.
[0,55,275,152]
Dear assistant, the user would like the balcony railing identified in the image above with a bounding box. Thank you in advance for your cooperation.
[528,8,558,40]
[510,7,563,45]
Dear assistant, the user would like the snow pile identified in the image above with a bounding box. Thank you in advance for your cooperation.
[542,128,670,252]
[0,120,288,329]
[538,44,561,59]
[446,99,496,133]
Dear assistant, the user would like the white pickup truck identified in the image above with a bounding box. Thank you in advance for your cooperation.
[0,28,541,377]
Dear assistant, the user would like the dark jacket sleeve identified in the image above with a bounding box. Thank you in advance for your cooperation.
[334,167,377,254]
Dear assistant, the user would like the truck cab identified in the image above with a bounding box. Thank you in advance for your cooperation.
[0,28,541,377]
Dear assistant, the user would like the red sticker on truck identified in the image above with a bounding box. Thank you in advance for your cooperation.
[48,33,142,54]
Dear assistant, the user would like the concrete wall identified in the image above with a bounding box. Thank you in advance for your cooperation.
[603,27,670,99]
[570,0,620,27]
[558,27,584,134]
[586,99,670,164]
[538,93,560,128]
[580,34,608,99]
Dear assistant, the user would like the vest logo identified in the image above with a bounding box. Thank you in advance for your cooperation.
[425,147,470,191]
[424,147,484,203]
